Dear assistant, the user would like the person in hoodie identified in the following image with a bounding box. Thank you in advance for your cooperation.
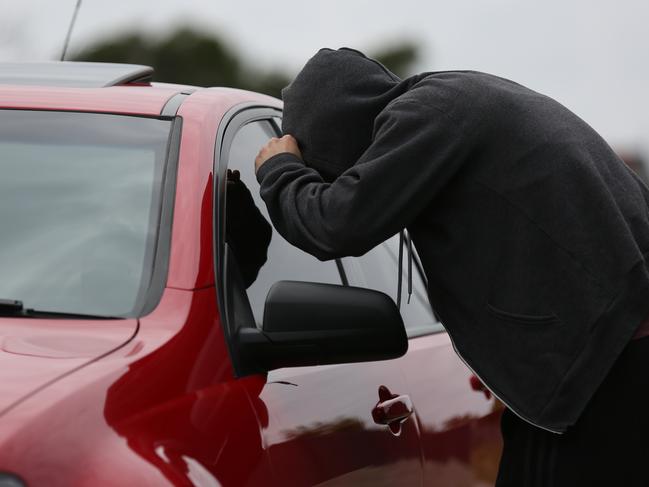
[254,47,649,485]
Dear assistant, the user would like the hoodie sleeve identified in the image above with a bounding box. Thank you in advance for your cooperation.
[256,99,469,261]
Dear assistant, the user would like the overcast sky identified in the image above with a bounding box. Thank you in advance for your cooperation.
[2,0,649,156]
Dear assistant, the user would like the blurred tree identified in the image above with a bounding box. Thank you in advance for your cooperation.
[72,27,290,97]
[370,41,420,78]
[72,27,421,97]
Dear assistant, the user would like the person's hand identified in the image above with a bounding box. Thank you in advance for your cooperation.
[255,135,302,174]
[225,169,272,288]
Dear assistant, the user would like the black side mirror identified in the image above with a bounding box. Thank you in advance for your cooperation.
[236,280,407,374]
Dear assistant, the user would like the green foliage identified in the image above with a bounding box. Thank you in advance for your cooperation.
[371,41,420,79]
[72,27,290,97]
[72,27,421,97]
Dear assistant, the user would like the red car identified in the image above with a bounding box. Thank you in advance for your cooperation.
[0,62,503,486]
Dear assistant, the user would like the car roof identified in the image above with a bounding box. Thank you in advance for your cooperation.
[0,61,195,116]
[0,62,154,88]
[0,61,280,117]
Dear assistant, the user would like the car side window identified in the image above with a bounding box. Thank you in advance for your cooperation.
[224,120,342,326]
[342,234,445,337]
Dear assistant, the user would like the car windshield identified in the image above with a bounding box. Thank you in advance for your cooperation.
[0,109,172,317]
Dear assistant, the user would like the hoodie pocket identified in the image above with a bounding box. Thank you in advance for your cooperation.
[478,301,568,418]
[486,302,561,326]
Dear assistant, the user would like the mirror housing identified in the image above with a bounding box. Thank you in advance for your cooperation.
[236,280,407,374]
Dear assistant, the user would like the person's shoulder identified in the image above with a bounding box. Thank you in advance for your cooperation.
[415,70,527,95]
[389,70,487,115]
[398,70,535,115]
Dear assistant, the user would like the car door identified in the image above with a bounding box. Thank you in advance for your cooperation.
[342,236,504,486]
[216,111,422,487]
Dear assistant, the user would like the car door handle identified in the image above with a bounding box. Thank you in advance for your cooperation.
[372,385,413,429]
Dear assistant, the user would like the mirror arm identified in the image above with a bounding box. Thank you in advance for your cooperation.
[236,327,321,374]
[236,325,406,375]
[235,327,273,375]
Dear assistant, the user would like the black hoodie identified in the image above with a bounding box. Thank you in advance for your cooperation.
[256,47,649,433]
[281,47,413,181]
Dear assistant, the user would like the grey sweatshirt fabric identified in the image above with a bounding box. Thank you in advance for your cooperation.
[255,47,649,433]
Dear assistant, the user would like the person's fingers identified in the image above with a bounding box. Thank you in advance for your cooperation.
[255,135,303,174]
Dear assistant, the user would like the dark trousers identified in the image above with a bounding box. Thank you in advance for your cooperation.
[495,335,649,487]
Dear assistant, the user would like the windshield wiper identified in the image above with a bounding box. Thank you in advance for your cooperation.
[0,299,122,320]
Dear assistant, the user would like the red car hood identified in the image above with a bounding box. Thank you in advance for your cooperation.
[0,317,137,415]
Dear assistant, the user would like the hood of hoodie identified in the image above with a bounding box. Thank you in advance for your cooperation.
[281,47,420,181]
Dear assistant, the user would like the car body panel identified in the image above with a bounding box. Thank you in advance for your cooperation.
[0,84,278,485]
[401,332,504,485]
[0,317,137,415]
[0,73,503,486]
[0,288,271,486]
[254,362,423,486]
[166,88,280,290]
[103,286,271,486]
[0,84,180,115]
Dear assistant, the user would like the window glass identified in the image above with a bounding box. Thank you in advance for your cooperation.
[0,110,171,317]
[224,120,342,325]
[343,234,444,336]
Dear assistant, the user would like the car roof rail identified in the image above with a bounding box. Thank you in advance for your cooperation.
[0,62,154,88]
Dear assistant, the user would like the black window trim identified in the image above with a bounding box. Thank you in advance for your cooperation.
[214,104,282,375]
[214,105,354,374]
[138,115,182,316]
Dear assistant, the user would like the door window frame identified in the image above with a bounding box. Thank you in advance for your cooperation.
[214,104,280,376]
[213,104,350,375]
[214,104,443,376]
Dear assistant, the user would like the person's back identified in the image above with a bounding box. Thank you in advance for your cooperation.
[395,69,649,430]
[254,47,649,485]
